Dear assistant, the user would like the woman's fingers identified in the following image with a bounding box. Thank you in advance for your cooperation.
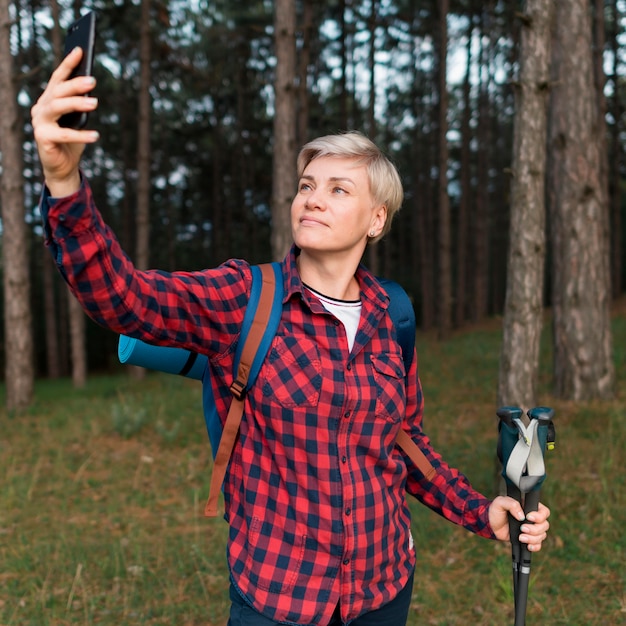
[31,48,99,194]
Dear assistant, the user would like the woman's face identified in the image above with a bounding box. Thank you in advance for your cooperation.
[291,156,386,258]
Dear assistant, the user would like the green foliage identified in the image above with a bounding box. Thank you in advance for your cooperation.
[1,312,625,624]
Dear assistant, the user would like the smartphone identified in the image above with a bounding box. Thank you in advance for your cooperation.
[58,11,96,129]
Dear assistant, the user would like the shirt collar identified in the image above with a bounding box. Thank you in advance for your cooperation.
[281,244,390,314]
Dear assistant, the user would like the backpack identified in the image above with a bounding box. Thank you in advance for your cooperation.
[117,262,435,516]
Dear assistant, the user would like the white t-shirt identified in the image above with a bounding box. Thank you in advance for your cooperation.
[304,285,362,351]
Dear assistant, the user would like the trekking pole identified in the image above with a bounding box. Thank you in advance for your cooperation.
[512,407,555,626]
[497,406,555,626]
[496,407,525,614]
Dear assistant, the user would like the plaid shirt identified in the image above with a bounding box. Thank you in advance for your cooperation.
[43,180,495,626]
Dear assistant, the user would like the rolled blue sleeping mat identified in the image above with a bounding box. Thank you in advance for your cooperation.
[117,335,207,380]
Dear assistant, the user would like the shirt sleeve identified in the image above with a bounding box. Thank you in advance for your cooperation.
[400,349,496,539]
[41,175,250,358]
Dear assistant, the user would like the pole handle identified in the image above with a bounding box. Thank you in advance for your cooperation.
[524,489,541,516]
[497,406,524,426]
[527,406,554,422]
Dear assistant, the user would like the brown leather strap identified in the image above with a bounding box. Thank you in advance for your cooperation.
[396,428,437,481]
[205,264,278,517]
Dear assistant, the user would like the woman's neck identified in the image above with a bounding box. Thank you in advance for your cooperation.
[296,251,361,301]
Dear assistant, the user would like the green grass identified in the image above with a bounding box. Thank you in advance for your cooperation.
[1,308,625,625]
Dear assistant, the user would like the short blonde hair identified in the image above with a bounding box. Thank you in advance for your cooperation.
[296,131,403,243]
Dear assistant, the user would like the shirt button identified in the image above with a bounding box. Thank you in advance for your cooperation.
[341,456,347,463]
[346,363,352,371]
[343,411,350,419]
[58,214,66,221]
[343,558,350,565]
[345,507,351,516]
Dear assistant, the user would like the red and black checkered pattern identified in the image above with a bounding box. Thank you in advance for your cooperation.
[42,179,495,626]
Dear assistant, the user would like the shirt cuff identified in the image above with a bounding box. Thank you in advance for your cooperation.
[41,173,93,240]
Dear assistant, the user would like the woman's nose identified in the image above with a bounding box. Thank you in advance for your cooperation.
[305,187,325,210]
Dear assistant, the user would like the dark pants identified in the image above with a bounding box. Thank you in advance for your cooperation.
[227,571,414,626]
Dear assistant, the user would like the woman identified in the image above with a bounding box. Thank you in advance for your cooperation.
[32,48,550,626]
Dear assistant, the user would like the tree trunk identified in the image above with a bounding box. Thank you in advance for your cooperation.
[296,0,313,147]
[338,0,349,130]
[68,293,86,388]
[591,0,610,290]
[608,0,623,297]
[498,0,552,409]
[415,80,436,331]
[548,0,615,400]
[136,0,152,272]
[50,0,62,59]
[471,8,491,322]
[0,0,34,410]
[211,125,226,264]
[409,3,435,330]
[417,140,436,330]
[271,0,297,261]
[436,0,451,338]
[455,16,473,328]
[366,0,380,275]
[42,255,61,378]
[128,0,153,381]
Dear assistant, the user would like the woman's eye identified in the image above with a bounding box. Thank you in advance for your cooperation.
[332,186,346,194]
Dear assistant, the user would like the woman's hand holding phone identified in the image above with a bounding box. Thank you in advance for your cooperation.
[31,43,100,197]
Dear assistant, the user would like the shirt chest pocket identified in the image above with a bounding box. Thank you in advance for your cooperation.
[262,336,322,408]
[371,353,406,423]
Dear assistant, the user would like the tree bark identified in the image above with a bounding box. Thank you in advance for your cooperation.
[471,8,491,322]
[436,0,451,338]
[408,2,435,330]
[366,0,380,275]
[271,0,297,261]
[338,0,350,130]
[591,0,610,290]
[498,0,552,409]
[296,0,314,147]
[127,0,154,381]
[42,255,61,378]
[548,0,615,400]
[68,292,86,388]
[136,0,152,272]
[608,0,623,297]
[0,0,34,410]
[455,15,473,328]
[414,115,435,330]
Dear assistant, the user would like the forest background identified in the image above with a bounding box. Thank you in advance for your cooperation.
[0,1,624,410]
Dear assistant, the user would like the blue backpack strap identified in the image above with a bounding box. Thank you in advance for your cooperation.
[203,262,283,457]
[233,262,284,392]
[204,262,283,516]
[378,277,415,373]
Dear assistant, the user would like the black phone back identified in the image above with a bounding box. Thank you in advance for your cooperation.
[59,12,96,129]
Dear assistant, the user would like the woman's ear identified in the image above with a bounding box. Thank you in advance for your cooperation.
[371,204,387,237]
